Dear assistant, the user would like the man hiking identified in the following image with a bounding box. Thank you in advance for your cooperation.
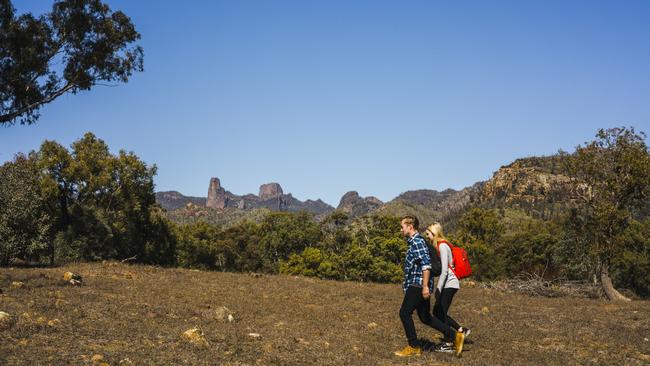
[394,215,465,357]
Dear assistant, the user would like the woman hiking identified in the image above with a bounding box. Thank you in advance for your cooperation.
[425,222,471,355]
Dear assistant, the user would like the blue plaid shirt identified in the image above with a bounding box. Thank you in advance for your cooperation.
[402,232,434,293]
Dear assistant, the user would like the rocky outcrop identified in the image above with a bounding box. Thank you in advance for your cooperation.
[439,183,482,217]
[386,185,481,222]
[206,177,227,209]
[376,156,585,223]
[480,161,584,205]
[258,194,289,211]
[157,154,592,226]
[259,183,284,200]
[337,191,383,217]
[157,178,335,216]
[257,183,288,210]
[337,191,360,210]
[155,191,205,211]
[208,179,335,215]
[394,189,460,209]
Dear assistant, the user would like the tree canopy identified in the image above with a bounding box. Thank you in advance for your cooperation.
[563,127,650,301]
[0,0,143,126]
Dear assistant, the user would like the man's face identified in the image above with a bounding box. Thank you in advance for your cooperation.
[400,220,413,237]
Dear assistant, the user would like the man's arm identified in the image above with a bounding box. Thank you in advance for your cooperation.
[414,238,432,298]
[422,269,431,299]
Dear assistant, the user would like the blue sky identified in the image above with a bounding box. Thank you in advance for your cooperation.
[2,0,649,206]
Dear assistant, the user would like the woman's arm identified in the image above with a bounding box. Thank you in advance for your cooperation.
[437,243,450,292]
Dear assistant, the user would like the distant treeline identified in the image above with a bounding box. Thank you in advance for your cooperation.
[1,131,649,298]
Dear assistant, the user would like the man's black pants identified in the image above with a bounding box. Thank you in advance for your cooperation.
[399,286,456,347]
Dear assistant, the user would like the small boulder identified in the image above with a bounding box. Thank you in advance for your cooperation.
[0,311,14,330]
[47,318,61,327]
[182,327,208,346]
[247,333,262,339]
[91,354,109,366]
[91,354,104,363]
[10,281,25,289]
[63,272,82,285]
[212,306,235,322]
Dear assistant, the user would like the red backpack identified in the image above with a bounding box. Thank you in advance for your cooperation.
[436,240,472,279]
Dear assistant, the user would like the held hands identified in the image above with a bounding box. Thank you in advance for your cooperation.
[422,286,431,300]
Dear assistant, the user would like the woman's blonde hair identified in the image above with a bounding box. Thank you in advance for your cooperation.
[426,222,446,243]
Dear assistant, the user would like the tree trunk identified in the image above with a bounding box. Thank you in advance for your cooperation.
[600,264,631,302]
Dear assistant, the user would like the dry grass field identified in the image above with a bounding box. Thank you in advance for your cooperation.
[1,262,649,365]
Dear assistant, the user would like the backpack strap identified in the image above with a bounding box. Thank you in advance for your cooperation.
[436,240,457,276]
[436,240,454,253]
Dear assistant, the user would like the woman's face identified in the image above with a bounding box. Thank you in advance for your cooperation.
[425,229,434,241]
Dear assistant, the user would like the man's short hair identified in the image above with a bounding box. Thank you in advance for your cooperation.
[401,215,419,230]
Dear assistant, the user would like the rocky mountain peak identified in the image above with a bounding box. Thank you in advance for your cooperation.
[338,191,360,206]
[206,177,227,209]
[259,183,284,200]
[337,191,383,216]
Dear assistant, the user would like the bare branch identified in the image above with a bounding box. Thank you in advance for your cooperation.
[121,255,137,263]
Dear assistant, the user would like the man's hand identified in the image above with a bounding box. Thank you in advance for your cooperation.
[421,269,431,300]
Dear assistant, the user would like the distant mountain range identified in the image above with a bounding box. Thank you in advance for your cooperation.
[156,154,590,226]
[157,177,333,215]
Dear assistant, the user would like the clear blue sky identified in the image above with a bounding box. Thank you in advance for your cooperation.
[2,0,649,206]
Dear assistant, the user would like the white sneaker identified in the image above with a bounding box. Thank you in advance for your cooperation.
[433,343,454,353]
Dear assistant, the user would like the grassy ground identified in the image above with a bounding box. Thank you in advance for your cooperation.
[1,262,649,365]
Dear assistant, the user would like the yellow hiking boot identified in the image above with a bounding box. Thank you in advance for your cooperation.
[454,330,465,357]
[394,345,422,357]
